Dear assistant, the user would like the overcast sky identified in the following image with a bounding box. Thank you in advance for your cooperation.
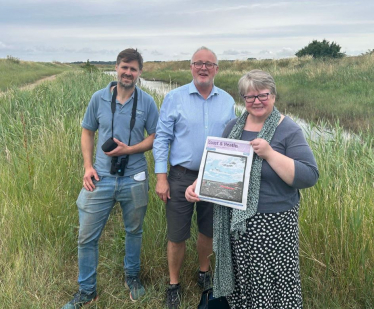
[1,0,373,63]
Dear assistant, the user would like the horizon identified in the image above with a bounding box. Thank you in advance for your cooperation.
[2,53,371,65]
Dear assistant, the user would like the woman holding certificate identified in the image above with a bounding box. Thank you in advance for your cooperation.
[185,70,319,308]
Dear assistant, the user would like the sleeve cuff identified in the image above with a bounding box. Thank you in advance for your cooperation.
[155,162,168,174]
[81,121,97,132]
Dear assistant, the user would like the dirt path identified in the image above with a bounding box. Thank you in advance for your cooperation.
[19,74,57,90]
[0,75,58,98]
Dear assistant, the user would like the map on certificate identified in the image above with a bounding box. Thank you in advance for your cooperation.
[195,137,254,210]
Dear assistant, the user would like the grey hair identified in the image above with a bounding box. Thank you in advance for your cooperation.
[191,46,218,65]
[238,70,277,96]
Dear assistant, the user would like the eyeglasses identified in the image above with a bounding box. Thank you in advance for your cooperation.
[191,61,217,69]
[241,93,270,103]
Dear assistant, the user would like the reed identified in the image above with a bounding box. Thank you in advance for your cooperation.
[0,70,372,308]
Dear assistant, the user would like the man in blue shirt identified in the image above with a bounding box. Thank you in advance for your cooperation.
[153,46,236,309]
[62,48,159,309]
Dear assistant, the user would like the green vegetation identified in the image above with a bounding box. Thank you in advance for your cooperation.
[142,54,374,135]
[296,39,346,59]
[0,66,373,308]
[80,59,99,73]
[299,126,374,308]
[362,49,374,56]
[6,55,21,64]
[0,58,75,92]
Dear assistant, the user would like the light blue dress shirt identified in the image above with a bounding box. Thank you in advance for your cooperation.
[153,81,236,173]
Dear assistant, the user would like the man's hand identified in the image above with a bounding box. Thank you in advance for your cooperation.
[83,167,99,191]
[104,138,132,157]
[156,173,171,204]
[185,180,199,203]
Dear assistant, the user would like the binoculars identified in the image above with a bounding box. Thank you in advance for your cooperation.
[110,156,129,176]
[102,138,129,176]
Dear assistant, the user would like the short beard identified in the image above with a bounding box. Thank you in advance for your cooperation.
[118,76,138,90]
[194,78,213,89]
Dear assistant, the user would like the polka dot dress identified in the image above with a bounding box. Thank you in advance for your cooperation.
[226,205,302,309]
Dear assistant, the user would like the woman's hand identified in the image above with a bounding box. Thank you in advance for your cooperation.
[185,180,200,202]
[251,138,295,186]
[250,138,273,159]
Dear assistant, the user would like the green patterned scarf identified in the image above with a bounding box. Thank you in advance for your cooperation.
[213,107,281,297]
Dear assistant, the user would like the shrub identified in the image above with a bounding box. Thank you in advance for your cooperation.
[296,39,345,59]
[80,59,99,72]
[6,55,20,64]
[361,49,374,55]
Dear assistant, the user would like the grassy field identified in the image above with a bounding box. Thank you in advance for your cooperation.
[142,55,374,136]
[0,57,75,92]
[0,60,373,308]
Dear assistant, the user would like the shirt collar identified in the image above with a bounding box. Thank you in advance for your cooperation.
[188,81,218,99]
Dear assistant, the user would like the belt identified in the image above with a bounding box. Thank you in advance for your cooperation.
[172,165,199,175]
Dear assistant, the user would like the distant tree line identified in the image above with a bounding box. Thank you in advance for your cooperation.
[70,60,116,65]
[71,40,372,66]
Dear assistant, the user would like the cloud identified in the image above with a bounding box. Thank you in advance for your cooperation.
[1,0,373,62]
[275,48,295,58]
[222,50,241,56]
[0,41,12,51]
[259,50,274,56]
[151,50,163,56]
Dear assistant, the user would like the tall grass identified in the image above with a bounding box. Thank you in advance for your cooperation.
[0,71,373,308]
[299,126,374,308]
[0,59,74,92]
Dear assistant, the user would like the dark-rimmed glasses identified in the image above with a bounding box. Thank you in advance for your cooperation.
[191,61,217,69]
[241,93,270,103]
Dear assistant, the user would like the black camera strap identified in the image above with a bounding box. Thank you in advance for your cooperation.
[110,86,117,139]
[110,85,138,145]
